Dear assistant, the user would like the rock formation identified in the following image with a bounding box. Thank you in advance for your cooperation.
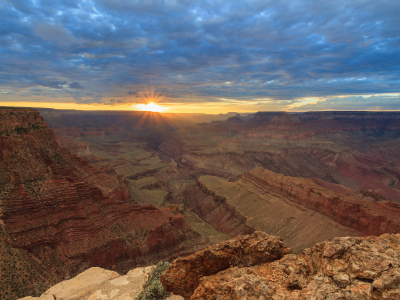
[0,109,208,300]
[161,231,289,299]
[19,265,183,300]
[163,232,400,300]
[182,181,255,238]
[183,168,400,252]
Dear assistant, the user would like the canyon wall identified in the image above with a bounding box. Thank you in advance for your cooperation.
[244,168,400,236]
[183,182,254,238]
[0,109,208,300]
[185,168,400,252]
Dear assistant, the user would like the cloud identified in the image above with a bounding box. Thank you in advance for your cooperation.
[0,0,399,110]
[287,94,400,111]
[35,80,68,89]
[34,22,82,48]
[68,82,84,89]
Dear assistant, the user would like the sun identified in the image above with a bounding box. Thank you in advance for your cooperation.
[134,102,169,112]
[131,90,170,112]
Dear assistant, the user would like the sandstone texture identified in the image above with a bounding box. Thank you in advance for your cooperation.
[163,233,400,300]
[161,231,289,298]
[18,265,184,300]
[0,109,208,300]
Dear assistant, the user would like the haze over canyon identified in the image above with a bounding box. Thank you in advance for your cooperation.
[1,107,400,299]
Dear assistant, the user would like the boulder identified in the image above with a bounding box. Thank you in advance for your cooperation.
[18,266,161,300]
[190,234,400,299]
[161,231,289,299]
[40,267,120,300]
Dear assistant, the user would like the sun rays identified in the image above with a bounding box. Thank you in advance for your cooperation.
[132,91,170,113]
[135,102,169,112]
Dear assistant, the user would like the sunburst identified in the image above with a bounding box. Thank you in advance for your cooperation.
[135,102,168,112]
[132,91,170,112]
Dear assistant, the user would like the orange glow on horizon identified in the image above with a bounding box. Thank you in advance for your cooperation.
[130,90,170,112]
[133,102,169,112]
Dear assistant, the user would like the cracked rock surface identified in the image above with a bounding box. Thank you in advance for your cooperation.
[19,266,184,300]
[162,233,400,299]
[161,231,290,299]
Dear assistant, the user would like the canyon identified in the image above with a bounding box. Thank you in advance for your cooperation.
[36,108,400,250]
[170,111,400,202]
[2,108,400,299]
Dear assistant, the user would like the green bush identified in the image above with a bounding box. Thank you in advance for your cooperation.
[136,262,170,300]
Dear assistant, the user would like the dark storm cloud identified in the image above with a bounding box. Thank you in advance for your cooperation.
[0,0,399,107]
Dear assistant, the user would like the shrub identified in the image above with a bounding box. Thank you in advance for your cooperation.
[137,262,170,300]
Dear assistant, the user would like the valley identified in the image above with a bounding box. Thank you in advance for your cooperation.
[1,108,400,299]
[38,108,400,252]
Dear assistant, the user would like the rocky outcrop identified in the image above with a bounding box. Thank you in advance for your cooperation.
[162,232,400,299]
[0,109,208,300]
[20,267,121,300]
[18,265,184,300]
[161,231,289,299]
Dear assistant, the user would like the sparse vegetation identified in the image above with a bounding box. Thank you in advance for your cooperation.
[389,181,396,188]
[14,126,29,135]
[53,153,66,166]
[136,261,170,300]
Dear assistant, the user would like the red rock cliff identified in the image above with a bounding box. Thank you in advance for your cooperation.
[0,108,208,300]
[243,168,400,237]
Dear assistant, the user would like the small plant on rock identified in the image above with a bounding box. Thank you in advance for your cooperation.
[136,261,170,300]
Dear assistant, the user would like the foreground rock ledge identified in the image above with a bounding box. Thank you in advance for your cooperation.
[165,233,400,300]
[19,266,183,300]
[161,231,290,299]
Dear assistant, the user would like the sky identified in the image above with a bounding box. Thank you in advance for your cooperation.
[0,0,399,113]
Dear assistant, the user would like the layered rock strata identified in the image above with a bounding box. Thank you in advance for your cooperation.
[161,231,289,299]
[185,168,400,252]
[0,109,208,300]
[163,232,400,300]
[183,182,255,238]
[161,111,400,202]
[243,168,400,237]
